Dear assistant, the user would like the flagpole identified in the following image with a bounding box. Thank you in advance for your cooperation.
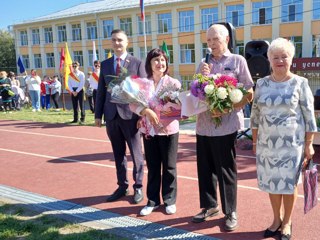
[143,16,147,56]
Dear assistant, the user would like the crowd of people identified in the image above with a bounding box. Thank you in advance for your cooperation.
[1,24,316,240]
[0,69,62,112]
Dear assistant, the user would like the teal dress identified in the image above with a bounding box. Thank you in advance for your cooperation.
[250,75,317,194]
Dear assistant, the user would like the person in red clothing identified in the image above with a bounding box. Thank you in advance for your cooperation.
[40,76,51,110]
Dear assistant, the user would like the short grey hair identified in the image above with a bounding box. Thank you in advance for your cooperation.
[267,38,295,59]
[207,24,229,38]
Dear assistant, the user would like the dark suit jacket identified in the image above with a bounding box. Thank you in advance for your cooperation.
[95,54,146,123]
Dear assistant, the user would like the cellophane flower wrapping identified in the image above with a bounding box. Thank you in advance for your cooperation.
[107,75,152,108]
[190,73,248,127]
[149,81,184,121]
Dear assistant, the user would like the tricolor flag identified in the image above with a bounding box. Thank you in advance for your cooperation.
[140,0,144,20]
[17,56,26,74]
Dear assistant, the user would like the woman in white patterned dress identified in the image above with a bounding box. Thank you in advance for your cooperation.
[250,38,317,240]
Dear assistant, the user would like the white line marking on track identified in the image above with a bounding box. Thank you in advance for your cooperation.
[1,148,318,201]
[0,129,110,143]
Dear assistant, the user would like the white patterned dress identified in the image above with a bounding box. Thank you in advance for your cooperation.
[250,75,317,194]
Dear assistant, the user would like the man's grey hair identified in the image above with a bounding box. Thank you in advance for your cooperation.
[207,24,229,37]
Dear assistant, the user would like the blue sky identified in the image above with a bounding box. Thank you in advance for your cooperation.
[1,0,97,30]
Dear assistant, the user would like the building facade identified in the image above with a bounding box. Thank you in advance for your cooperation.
[12,0,320,90]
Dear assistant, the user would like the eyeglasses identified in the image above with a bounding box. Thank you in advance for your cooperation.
[94,65,100,67]
[72,65,78,68]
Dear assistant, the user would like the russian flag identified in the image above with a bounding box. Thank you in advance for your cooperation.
[140,0,144,20]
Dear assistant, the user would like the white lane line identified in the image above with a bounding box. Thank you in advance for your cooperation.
[0,129,110,143]
[1,147,318,201]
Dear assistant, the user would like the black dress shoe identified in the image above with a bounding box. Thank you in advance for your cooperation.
[224,212,238,231]
[133,188,144,204]
[106,188,129,202]
[264,224,281,238]
[192,206,220,223]
[281,224,292,240]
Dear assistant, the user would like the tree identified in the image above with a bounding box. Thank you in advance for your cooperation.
[0,30,16,73]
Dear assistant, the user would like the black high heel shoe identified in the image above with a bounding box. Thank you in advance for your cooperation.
[280,224,292,240]
[263,224,281,238]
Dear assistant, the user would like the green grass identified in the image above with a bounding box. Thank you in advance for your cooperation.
[0,108,96,126]
[0,201,126,240]
[0,108,195,126]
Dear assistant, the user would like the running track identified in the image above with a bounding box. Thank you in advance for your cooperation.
[0,119,319,240]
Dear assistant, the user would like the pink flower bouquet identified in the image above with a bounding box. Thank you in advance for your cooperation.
[190,73,248,127]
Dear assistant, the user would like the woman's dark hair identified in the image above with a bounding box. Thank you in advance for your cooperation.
[145,48,169,79]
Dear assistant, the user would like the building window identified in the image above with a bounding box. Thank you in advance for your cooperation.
[73,51,83,66]
[127,47,134,56]
[314,0,320,19]
[180,75,194,90]
[104,49,113,59]
[201,7,218,30]
[72,24,82,41]
[102,19,113,38]
[139,46,152,59]
[138,15,151,35]
[20,30,28,46]
[312,35,320,57]
[88,50,99,66]
[226,4,244,27]
[31,29,40,45]
[287,36,302,58]
[34,54,42,68]
[179,10,194,32]
[158,13,172,34]
[46,53,55,68]
[252,1,272,25]
[236,41,244,56]
[159,44,173,64]
[87,22,97,40]
[57,25,67,42]
[44,27,53,43]
[281,0,303,22]
[22,55,29,69]
[119,18,132,36]
[202,43,208,59]
[180,44,195,64]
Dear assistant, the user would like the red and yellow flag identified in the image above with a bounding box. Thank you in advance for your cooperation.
[64,43,73,91]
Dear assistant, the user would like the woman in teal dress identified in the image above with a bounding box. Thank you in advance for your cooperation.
[250,38,317,240]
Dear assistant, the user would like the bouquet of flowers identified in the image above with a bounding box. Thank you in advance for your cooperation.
[190,73,248,127]
[149,81,183,121]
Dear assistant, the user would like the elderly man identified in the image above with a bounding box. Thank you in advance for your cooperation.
[192,24,254,231]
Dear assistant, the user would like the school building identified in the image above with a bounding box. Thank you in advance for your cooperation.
[11,0,320,91]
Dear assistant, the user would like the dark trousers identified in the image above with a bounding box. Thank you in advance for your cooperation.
[51,92,60,108]
[71,89,85,121]
[106,115,144,190]
[93,89,97,112]
[41,94,50,109]
[87,95,94,113]
[196,132,237,215]
[143,133,179,207]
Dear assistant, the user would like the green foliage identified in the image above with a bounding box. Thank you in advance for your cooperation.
[0,202,126,239]
[0,30,16,73]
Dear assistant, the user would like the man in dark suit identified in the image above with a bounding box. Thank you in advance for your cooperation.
[95,29,146,204]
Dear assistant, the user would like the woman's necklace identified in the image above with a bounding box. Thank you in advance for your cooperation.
[271,73,292,82]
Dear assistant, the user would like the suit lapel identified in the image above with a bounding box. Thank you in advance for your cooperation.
[123,55,131,69]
